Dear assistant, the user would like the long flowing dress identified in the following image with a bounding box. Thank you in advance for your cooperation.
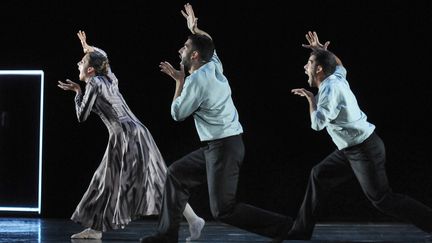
[70,48,167,231]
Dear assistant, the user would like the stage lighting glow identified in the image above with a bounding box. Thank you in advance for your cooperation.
[0,70,44,214]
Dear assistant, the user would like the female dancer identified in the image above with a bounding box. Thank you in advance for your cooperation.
[58,30,204,241]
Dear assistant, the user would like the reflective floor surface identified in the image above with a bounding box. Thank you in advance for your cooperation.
[0,217,430,243]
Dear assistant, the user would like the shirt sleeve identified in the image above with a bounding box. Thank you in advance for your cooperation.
[171,76,203,121]
[210,50,223,73]
[333,65,347,79]
[311,83,341,131]
[75,78,99,122]
[92,46,118,85]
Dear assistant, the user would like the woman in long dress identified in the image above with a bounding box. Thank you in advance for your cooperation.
[57,31,205,240]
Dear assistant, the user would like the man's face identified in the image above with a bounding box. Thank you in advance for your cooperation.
[77,54,90,81]
[304,55,319,87]
[178,39,194,71]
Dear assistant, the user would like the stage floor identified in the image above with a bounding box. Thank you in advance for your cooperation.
[0,217,430,242]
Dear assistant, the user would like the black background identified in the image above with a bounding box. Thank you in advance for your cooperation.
[0,75,40,207]
[1,0,432,222]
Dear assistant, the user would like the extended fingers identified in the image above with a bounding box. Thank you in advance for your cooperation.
[57,80,70,90]
[159,61,174,69]
[313,31,319,42]
[60,79,77,86]
[159,62,173,74]
[305,33,312,44]
[78,30,86,38]
[291,88,306,96]
[77,30,87,44]
[166,62,175,69]
[184,3,190,15]
[186,3,195,18]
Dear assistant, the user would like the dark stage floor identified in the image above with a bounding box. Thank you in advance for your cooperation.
[0,217,431,243]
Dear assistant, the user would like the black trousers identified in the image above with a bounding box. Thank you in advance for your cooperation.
[157,135,289,242]
[292,132,432,238]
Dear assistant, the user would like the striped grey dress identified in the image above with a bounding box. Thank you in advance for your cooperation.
[70,48,167,231]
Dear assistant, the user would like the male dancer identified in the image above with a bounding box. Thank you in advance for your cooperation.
[140,3,292,243]
[282,31,432,241]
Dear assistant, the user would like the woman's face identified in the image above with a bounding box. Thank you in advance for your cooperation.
[77,54,91,81]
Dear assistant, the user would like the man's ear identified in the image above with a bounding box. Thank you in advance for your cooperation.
[315,65,323,74]
[191,51,199,60]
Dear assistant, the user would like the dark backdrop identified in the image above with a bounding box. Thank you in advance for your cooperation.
[1,0,431,222]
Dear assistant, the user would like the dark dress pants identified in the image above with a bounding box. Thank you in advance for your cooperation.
[291,132,432,239]
[157,135,290,242]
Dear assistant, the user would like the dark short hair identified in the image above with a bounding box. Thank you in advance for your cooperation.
[188,34,215,63]
[310,49,337,77]
[87,52,109,76]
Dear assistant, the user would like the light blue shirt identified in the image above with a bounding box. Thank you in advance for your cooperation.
[311,66,375,150]
[171,51,243,141]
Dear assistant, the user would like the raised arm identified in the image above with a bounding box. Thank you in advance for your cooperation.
[302,31,342,66]
[181,3,212,40]
[77,30,118,83]
[77,30,95,53]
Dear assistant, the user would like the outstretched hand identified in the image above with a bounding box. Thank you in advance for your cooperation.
[58,79,82,94]
[291,88,314,100]
[302,31,330,51]
[77,30,95,54]
[181,3,198,34]
[159,61,185,83]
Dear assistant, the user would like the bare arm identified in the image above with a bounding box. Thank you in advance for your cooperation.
[77,30,118,83]
[302,31,342,66]
[181,3,212,40]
